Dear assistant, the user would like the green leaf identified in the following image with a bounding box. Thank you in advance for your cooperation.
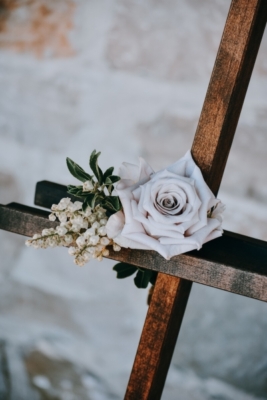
[67,185,86,198]
[103,166,114,182]
[82,199,89,212]
[102,196,122,213]
[113,263,138,279]
[66,158,92,183]
[107,185,114,195]
[105,175,121,185]
[134,269,153,289]
[76,191,90,197]
[67,185,82,194]
[94,193,105,208]
[149,271,157,285]
[89,150,103,184]
[84,193,95,208]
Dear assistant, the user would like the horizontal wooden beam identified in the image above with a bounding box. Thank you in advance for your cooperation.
[1,202,267,302]
[34,181,80,209]
[0,203,58,237]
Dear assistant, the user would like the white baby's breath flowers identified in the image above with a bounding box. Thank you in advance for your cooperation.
[83,180,94,192]
[26,198,119,267]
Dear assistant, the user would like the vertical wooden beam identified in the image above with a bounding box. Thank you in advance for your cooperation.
[192,0,267,195]
[124,1,267,399]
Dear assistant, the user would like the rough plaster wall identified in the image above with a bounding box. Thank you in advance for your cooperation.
[0,1,267,399]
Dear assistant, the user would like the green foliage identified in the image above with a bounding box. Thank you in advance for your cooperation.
[102,196,121,213]
[113,263,157,289]
[134,269,154,288]
[66,150,122,214]
[89,150,103,184]
[66,158,92,183]
[113,263,137,279]
[67,185,89,197]
[104,175,121,185]
[103,166,114,181]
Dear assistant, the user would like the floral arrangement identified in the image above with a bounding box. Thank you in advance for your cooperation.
[26,150,224,289]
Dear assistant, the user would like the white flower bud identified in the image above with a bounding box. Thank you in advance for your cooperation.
[76,235,86,248]
[67,203,76,212]
[102,249,109,257]
[59,197,71,206]
[33,234,41,239]
[90,235,100,245]
[100,219,108,226]
[71,223,81,233]
[68,247,77,255]
[88,214,96,223]
[48,237,57,247]
[100,237,110,246]
[97,255,103,262]
[49,214,56,221]
[88,247,96,255]
[83,180,94,192]
[58,213,67,223]
[56,226,68,236]
[96,244,104,253]
[74,256,85,267]
[74,201,83,210]
[81,220,89,230]
[57,197,70,211]
[72,215,84,225]
[25,240,31,247]
[83,252,90,262]
[92,222,100,230]
[98,226,107,236]
[113,244,121,252]
[84,227,95,237]
[84,207,92,217]
[64,235,73,244]
[51,204,57,211]
[42,229,51,236]
[97,209,106,219]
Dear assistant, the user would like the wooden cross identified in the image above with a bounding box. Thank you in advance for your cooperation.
[0,0,266,398]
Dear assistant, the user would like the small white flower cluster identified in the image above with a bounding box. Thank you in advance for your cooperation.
[25,198,121,266]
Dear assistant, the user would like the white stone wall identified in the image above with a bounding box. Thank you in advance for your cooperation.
[0,1,267,399]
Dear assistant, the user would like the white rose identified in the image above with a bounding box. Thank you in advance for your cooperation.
[106,151,224,260]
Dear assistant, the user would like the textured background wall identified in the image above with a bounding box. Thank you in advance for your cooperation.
[0,1,267,399]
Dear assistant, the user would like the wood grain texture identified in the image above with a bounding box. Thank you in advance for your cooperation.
[125,0,267,398]
[124,276,192,400]
[34,181,80,209]
[2,1,266,398]
[1,203,267,301]
[192,0,267,195]
[108,237,267,302]
[0,203,57,236]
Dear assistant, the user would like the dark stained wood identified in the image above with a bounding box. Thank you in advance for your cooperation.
[1,203,267,301]
[0,203,57,237]
[0,1,265,399]
[34,181,80,209]
[125,0,267,398]
[192,0,267,195]
[124,276,192,400]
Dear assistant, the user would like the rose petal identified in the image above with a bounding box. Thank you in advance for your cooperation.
[114,151,224,260]
[106,211,125,239]
[119,162,139,181]
[138,157,154,180]
[132,200,184,238]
